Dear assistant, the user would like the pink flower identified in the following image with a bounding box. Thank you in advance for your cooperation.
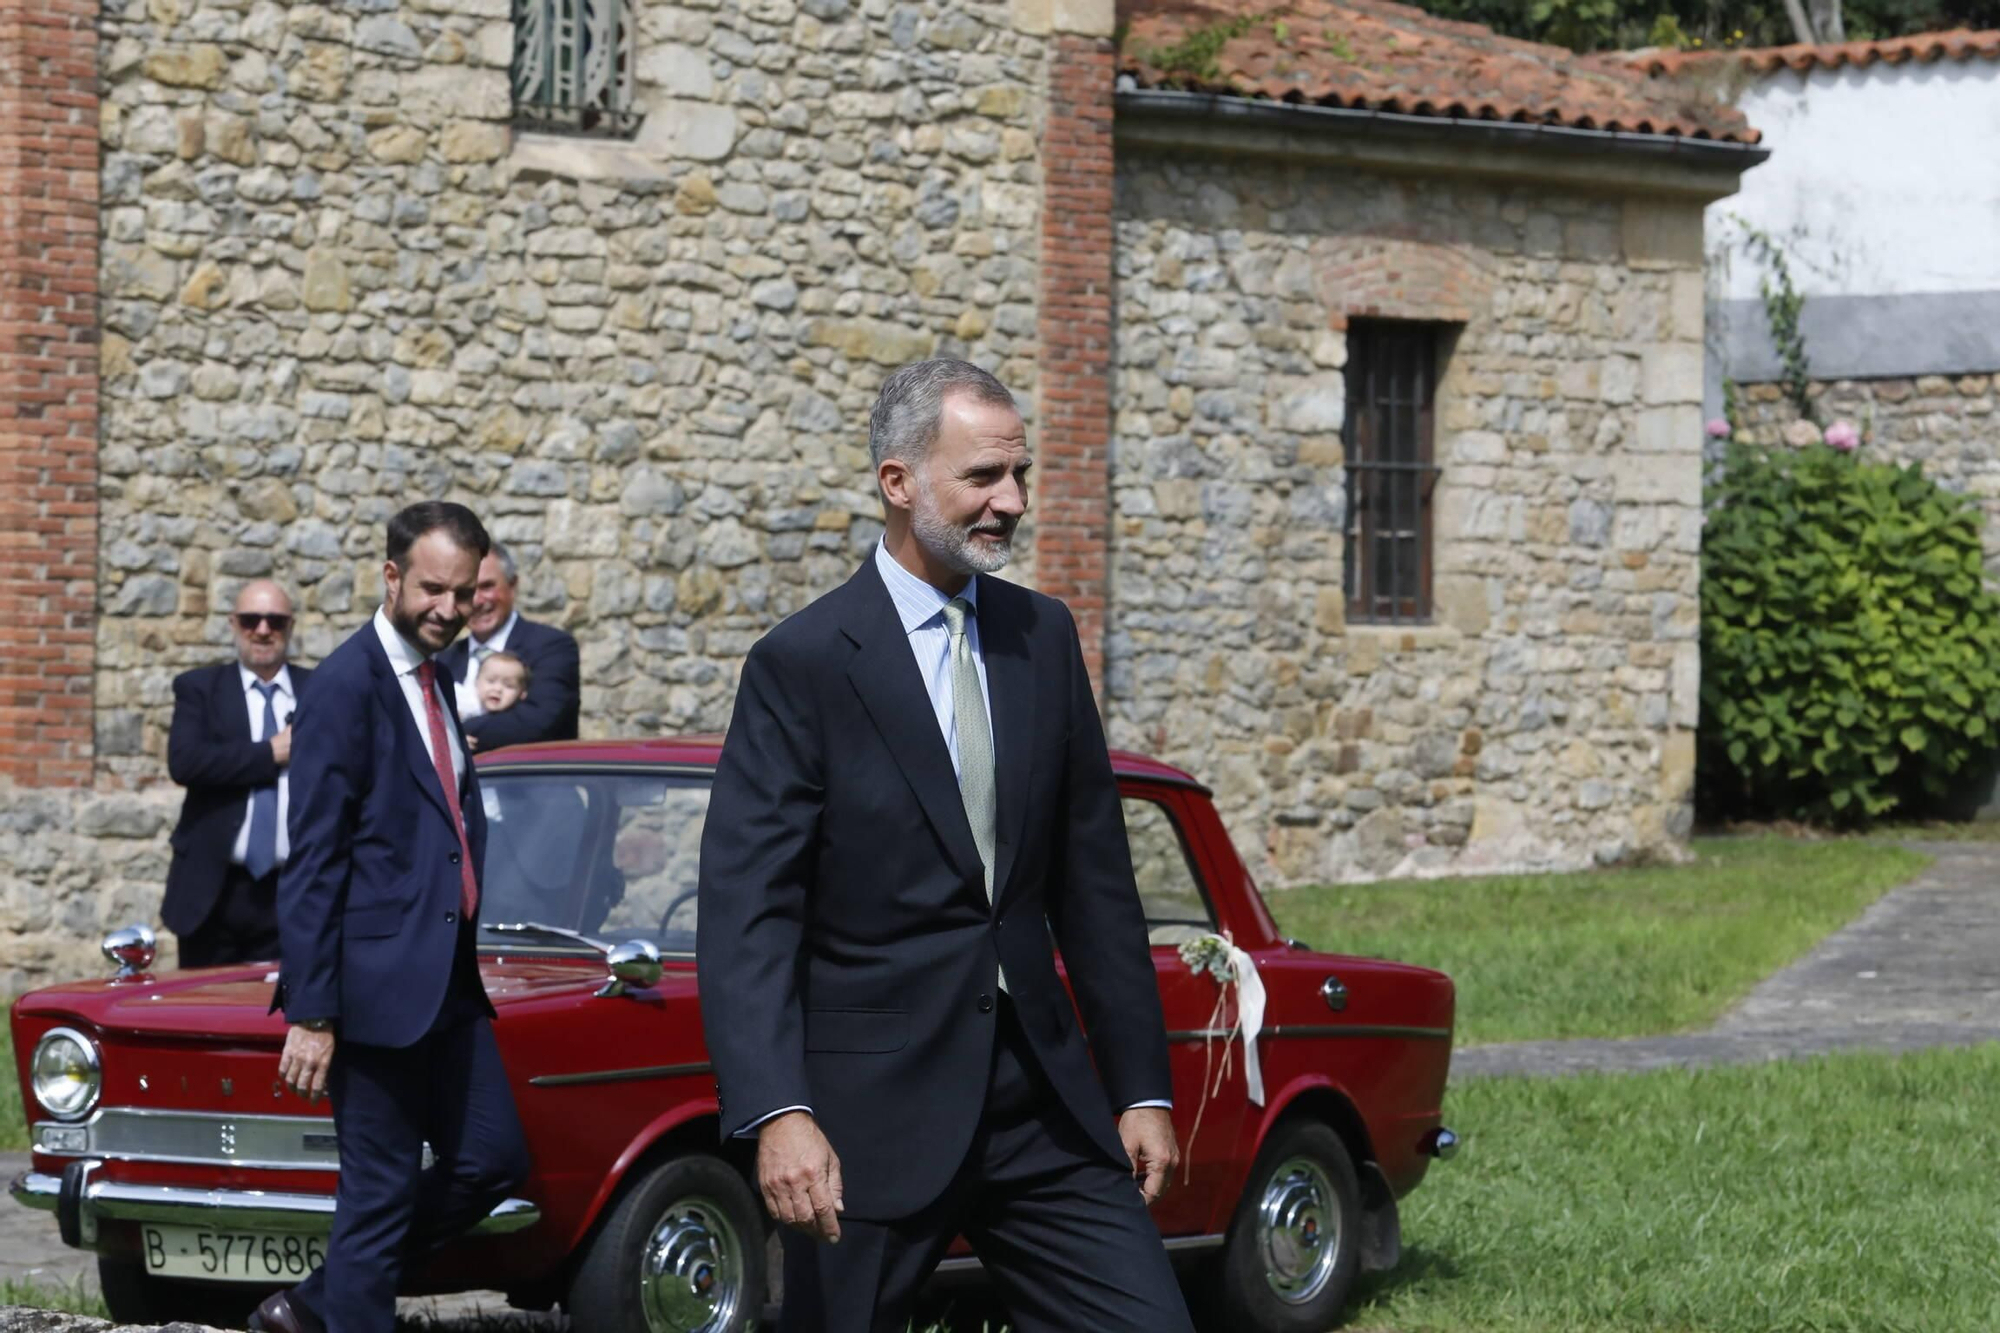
[1705,417,1732,439]
[1824,419,1860,452]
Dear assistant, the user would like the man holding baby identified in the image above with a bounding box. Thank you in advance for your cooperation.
[438,541,581,751]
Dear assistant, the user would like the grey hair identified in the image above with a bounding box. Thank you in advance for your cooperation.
[490,541,519,584]
[868,358,1019,474]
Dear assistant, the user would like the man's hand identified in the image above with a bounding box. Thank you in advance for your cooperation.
[756,1111,844,1243]
[1119,1106,1179,1206]
[277,1024,334,1103]
[269,725,293,767]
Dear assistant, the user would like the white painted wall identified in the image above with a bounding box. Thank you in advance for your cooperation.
[1709,59,2000,299]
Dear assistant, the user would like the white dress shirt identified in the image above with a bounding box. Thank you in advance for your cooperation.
[456,609,519,720]
[229,664,297,867]
[738,543,1166,1135]
[372,607,465,795]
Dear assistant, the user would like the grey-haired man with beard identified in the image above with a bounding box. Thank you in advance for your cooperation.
[699,359,1193,1331]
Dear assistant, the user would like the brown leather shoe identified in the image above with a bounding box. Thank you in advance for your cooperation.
[247,1290,325,1333]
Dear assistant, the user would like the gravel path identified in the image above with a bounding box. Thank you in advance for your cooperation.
[1453,840,2000,1078]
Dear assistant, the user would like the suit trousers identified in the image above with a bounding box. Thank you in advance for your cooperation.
[288,937,529,1333]
[176,864,281,968]
[779,997,1195,1333]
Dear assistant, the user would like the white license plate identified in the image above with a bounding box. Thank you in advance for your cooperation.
[141,1224,325,1283]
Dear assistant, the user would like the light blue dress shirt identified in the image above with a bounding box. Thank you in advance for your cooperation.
[872,538,995,778]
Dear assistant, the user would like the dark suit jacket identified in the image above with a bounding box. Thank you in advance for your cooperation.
[275,619,491,1048]
[163,661,313,936]
[439,616,581,751]
[697,559,1171,1221]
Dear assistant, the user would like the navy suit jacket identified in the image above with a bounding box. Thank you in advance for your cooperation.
[163,661,313,936]
[275,619,491,1048]
[438,616,580,751]
[697,559,1171,1221]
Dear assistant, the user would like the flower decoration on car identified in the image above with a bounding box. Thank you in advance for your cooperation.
[1176,930,1267,1179]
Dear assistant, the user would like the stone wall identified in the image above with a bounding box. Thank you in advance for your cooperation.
[94,0,1052,778]
[2,0,1066,988]
[1109,152,1706,886]
[1733,375,2000,569]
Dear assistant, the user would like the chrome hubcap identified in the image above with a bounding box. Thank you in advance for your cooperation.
[640,1195,743,1333]
[1257,1155,1342,1305]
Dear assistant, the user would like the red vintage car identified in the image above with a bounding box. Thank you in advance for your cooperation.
[9,737,1455,1333]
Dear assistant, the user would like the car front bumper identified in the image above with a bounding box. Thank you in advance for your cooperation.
[11,1161,540,1249]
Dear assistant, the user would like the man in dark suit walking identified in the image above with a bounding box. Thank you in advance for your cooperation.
[252,501,530,1333]
[437,541,579,751]
[163,580,312,967]
[699,359,1195,1332]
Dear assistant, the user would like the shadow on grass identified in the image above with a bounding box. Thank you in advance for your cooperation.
[1345,1243,1465,1321]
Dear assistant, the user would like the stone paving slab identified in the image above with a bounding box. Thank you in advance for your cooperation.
[1456,841,2000,1079]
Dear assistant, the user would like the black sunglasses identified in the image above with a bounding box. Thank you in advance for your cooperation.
[234,613,294,632]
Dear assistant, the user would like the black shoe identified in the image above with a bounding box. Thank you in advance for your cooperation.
[248,1290,326,1333]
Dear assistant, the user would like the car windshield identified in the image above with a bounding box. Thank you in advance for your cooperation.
[478,770,711,956]
[477,769,1213,957]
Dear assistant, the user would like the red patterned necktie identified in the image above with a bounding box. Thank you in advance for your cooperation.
[415,659,478,920]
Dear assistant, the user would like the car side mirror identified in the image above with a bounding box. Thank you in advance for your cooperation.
[595,938,663,998]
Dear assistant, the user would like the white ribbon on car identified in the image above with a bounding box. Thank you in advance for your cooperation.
[1176,931,1267,1178]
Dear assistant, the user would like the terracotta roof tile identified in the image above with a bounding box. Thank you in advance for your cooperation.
[1632,28,2000,76]
[1119,0,1757,143]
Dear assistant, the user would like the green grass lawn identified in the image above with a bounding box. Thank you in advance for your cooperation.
[0,1018,22,1151]
[1270,836,1928,1046]
[1869,818,2000,842]
[1347,1044,2000,1333]
[0,1276,105,1317]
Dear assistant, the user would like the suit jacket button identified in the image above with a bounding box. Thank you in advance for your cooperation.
[449,851,461,864]
[445,911,457,924]
[977,993,994,1013]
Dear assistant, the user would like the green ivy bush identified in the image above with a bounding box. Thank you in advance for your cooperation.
[1700,440,2000,824]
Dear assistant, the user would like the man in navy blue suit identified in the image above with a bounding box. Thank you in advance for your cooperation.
[436,542,580,752]
[163,579,312,967]
[252,501,530,1333]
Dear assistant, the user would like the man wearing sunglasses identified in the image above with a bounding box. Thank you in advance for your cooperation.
[162,580,313,967]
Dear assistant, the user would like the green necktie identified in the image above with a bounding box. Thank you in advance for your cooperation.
[943,597,1005,990]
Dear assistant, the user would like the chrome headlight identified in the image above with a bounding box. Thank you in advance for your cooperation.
[31,1027,101,1122]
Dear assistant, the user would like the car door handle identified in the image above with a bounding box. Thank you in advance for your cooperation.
[1321,975,1348,1012]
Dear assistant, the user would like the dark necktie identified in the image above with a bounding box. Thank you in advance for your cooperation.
[244,682,281,879]
[415,659,479,919]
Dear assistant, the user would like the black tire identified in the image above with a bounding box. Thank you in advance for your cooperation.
[97,1255,266,1329]
[1209,1119,1363,1333]
[566,1152,766,1333]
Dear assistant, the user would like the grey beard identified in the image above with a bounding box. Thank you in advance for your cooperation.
[912,493,1014,576]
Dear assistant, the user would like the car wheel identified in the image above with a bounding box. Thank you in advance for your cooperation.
[97,1255,263,1329]
[1210,1118,1363,1332]
[567,1152,765,1333]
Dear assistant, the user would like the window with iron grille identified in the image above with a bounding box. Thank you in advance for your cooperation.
[512,0,640,138]
[1342,320,1446,625]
